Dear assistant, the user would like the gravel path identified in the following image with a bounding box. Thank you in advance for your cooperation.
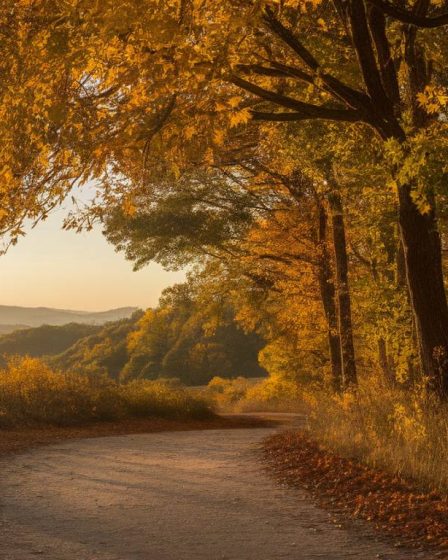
[0,426,433,560]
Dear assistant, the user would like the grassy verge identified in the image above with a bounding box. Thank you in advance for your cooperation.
[259,376,448,552]
[304,378,448,494]
[0,357,271,457]
[204,375,304,413]
[0,356,211,427]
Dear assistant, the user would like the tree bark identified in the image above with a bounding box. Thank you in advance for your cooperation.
[398,184,448,396]
[317,202,343,392]
[377,337,396,385]
[329,194,357,388]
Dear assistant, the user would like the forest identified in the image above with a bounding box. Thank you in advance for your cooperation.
[2,0,448,514]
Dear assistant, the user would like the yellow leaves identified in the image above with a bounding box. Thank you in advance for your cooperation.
[184,125,196,140]
[215,101,227,112]
[0,165,14,184]
[417,85,448,114]
[270,0,322,7]
[317,18,328,31]
[213,128,225,146]
[410,189,432,215]
[122,197,137,217]
[203,147,215,165]
[228,96,243,108]
[229,107,252,128]
[171,162,181,179]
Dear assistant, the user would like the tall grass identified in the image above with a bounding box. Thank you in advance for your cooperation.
[205,375,303,412]
[305,377,448,493]
[0,356,212,427]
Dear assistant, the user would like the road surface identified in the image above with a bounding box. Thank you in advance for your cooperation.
[0,423,432,560]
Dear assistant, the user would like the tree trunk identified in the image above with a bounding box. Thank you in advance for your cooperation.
[317,202,343,392]
[329,194,357,388]
[377,337,395,385]
[398,184,448,396]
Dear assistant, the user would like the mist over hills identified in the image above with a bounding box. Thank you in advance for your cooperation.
[0,305,139,332]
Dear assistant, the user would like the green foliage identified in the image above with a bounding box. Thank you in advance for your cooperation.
[0,323,101,361]
[45,283,265,385]
[102,170,255,271]
[0,356,211,427]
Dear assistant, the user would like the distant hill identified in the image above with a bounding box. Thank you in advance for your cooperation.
[0,324,30,336]
[0,305,139,329]
[48,314,143,380]
[0,323,102,359]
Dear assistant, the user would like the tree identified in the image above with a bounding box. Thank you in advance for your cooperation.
[226,1,448,395]
[122,281,266,384]
[11,0,448,394]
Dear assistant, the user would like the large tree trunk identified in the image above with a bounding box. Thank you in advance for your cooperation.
[398,185,448,396]
[317,202,343,392]
[329,194,357,388]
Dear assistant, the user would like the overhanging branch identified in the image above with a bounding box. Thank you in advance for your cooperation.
[368,0,448,27]
[263,7,372,112]
[230,75,361,122]
[252,110,361,123]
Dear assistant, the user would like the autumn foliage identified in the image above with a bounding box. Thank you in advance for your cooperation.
[4,0,448,543]
[0,356,211,427]
[264,430,448,549]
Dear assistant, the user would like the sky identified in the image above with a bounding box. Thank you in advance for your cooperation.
[1,201,185,312]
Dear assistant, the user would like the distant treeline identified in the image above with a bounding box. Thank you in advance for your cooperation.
[0,282,266,385]
[0,323,101,362]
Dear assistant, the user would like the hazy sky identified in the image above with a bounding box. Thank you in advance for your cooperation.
[1,202,185,312]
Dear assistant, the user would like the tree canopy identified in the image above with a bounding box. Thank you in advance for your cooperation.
[4,0,448,395]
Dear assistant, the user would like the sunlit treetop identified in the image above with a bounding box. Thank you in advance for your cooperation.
[2,0,448,244]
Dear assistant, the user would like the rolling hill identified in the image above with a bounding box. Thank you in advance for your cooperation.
[0,305,139,330]
[0,323,103,358]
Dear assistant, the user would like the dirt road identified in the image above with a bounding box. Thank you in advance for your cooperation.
[0,424,432,560]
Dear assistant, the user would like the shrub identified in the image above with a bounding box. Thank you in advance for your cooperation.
[205,375,302,412]
[0,356,212,427]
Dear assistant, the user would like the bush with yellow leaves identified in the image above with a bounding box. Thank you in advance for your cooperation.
[0,356,211,427]
[205,375,302,412]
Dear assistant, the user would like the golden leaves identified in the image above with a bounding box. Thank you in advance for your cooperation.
[213,128,225,146]
[229,107,252,128]
[417,85,448,114]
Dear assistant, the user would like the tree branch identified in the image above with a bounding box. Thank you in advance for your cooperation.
[348,0,391,112]
[367,3,401,110]
[236,63,312,83]
[251,110,361,123]
[368,0,448,27]
[263,7,372,113]
[230,75,362,123]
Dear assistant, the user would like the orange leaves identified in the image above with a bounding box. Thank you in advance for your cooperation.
[417,85,448,114]
[229,107,252,128]
[264,431,448,551]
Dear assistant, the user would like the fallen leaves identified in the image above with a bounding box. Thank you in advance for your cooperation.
[263,431,448,552]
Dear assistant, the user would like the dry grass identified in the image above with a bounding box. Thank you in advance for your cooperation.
[304,377,448,493]
[0,356,212,427]
[205,375,304,413]
[264,431,448,551]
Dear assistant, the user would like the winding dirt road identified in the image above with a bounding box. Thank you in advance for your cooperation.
[0,423,432,560]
